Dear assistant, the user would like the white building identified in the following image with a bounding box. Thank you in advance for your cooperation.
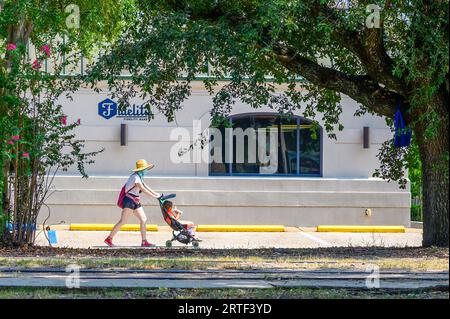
[40,79,410,227]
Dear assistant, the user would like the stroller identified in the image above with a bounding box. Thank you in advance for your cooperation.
[158,194,200,248]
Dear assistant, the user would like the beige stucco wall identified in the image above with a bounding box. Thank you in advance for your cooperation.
[42,83,410,226]
[39,176,410,226]
[59,84,392,178]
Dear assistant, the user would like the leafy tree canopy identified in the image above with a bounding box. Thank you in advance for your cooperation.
[0,0,135,53]
[90,1,447,129]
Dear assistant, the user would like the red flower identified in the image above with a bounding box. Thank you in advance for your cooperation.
[7,140,14,145]
[32,59,41,70]
[11,135,20,141]
[76,118,81,125]
[60,116,67,125]
[22,152,30,159]
[40,44,51,57]
[7,43,17,51]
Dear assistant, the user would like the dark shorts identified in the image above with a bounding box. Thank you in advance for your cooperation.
[122,196,142,210]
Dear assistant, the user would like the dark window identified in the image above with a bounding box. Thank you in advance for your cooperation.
[209,114,322,176]
[299,124,321,175]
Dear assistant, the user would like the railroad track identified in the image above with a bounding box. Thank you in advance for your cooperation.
[0,268,448,290]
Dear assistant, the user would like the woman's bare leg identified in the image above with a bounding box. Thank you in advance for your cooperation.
[109,208,133,239]
[133,207,148,241]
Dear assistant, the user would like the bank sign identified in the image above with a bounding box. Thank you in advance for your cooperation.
[98,98,149,120]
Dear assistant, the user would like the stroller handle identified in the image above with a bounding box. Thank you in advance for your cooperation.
[159,193,176,203]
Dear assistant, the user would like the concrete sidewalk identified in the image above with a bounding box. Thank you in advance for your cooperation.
[0,268,446,290]
[34,228,423,249]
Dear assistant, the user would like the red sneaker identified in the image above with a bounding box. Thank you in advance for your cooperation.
[141,240,155,247]
[104,236,114,247]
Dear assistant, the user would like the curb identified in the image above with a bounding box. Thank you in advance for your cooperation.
[196,225,285,232]
[67,224,285,232]
[410,221,423,229]
[316,225,405,233]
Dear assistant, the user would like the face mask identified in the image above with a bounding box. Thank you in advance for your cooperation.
[138,169,148,177]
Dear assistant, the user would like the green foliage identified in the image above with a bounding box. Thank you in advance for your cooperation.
[0,38,104,245]
[411,204,423,222]
[87,1,349,136]
[85,1,448,198]
[0,0,136,52]
[88,0,448,129]
[407,139,422,198]
[373,138,409,189]
[407,139,423,221]
[0,0,132,245]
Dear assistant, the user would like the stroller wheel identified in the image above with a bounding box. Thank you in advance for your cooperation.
[165,240,173,248]
[192,241,200,248]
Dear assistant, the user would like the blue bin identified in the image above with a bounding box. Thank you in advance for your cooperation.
[47,230,58,244]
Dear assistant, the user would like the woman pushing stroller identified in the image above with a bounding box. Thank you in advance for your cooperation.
[104,159,161,247]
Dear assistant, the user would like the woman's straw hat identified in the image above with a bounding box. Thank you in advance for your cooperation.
[132,159,154,172]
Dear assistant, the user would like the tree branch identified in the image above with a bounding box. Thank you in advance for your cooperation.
[272,49,402,118]
[317,4,408,96]
[148,0,407,118]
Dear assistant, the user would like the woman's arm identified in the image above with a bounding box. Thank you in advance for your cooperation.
[136,182,161,198]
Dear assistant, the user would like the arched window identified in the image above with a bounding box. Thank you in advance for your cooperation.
[209,113,322,176]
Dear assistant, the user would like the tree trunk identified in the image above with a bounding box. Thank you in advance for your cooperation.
[417,110,449,247]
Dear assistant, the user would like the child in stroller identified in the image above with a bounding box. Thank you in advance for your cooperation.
[159,194,202,247]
